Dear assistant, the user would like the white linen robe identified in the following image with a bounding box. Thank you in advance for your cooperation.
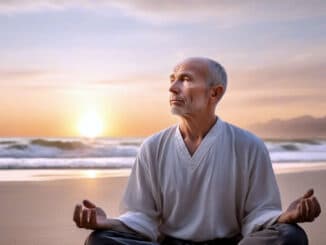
[117,118,282,242]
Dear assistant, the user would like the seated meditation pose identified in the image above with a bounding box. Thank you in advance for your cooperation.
[73,57,321,245]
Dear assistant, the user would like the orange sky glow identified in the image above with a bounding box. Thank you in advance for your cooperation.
[0,2,325,137]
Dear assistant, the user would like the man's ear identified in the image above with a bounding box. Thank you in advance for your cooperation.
[210,85,224,103]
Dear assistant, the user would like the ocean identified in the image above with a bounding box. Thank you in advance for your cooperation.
[0,137,326,169]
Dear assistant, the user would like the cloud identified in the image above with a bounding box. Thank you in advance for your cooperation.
[1,0,325,25]
[229,54,326,91]
[92,73,169,94]
[0,68,86,91]
[248,115,326,139]
[111,0,326,20]
[245,93,326,106]
[95,73,166,84]
[0,69,48,81]
[0,0,74,13]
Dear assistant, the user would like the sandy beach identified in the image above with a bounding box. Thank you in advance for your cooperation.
[0,167,325,245]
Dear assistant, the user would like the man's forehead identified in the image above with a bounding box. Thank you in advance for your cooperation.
[172,58,209,77]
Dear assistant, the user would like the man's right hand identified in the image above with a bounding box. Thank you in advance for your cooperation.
[73,200,110,230]
[73,199,151,240]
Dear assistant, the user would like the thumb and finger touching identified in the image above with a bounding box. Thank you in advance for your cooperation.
[303,189,314,199]
[74,200,109,230]
[83,199,96,208]
[297,189,322,222]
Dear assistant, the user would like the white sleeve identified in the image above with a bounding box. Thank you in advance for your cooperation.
[116,143,160,241]
[241,141,282,236]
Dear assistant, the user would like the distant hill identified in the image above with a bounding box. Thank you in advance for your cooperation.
[248,115,326,139]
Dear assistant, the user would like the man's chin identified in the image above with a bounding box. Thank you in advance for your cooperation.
[170,107,184,116]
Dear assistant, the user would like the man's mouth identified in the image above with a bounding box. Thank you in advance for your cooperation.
[170,99,184,104]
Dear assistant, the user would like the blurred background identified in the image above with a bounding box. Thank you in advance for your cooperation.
[0,0,325,171]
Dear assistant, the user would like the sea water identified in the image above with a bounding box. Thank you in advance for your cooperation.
[0,137,326,169]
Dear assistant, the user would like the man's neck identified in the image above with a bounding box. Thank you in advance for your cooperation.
[178,114,218,156]
[179,115,218,142]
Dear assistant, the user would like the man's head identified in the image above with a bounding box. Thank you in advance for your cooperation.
[169,57,227,117]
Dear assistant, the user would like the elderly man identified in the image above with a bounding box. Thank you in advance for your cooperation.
[74,57,321,245]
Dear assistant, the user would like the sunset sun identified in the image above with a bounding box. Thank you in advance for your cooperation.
[77,111,104,138]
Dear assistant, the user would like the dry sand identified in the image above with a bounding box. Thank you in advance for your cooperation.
[0,169,325,245]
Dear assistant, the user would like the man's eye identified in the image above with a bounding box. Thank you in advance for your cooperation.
[183,76,190,81]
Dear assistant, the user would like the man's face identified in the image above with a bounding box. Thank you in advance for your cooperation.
[169,59,211,117]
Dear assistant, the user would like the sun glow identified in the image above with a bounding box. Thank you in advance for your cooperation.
[78,111,104,138]
[84,170,98,179]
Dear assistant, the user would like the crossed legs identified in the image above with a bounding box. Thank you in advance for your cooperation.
[85,223,308,245]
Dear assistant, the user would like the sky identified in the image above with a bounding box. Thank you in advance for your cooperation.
[0,1,325,137]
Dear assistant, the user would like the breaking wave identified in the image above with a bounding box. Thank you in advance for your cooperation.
[0,137,325,169]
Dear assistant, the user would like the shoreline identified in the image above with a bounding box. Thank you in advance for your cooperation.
[0,168,131,182]
[0,162,326,182]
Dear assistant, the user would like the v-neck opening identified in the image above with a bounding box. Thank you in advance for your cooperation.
[175,117,224,168]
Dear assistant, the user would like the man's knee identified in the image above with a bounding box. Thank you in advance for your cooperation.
[84,230,157,245]
[276,223,308,245]
[85,230,102,245]
[240,223,308,245]
[85,230,116,245]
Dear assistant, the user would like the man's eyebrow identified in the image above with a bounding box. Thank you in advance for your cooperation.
[178,72,193,78]
[170,72,193,79]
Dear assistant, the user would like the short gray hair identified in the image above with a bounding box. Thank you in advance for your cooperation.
[206,59,227,96]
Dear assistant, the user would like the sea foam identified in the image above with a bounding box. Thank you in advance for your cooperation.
[0,138,325,169]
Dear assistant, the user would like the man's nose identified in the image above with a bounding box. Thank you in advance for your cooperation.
[169,80,180,94]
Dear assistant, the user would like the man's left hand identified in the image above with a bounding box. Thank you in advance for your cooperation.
[277,189,321,224]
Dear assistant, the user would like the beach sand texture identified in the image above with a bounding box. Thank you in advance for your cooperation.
[0,170,325,245]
